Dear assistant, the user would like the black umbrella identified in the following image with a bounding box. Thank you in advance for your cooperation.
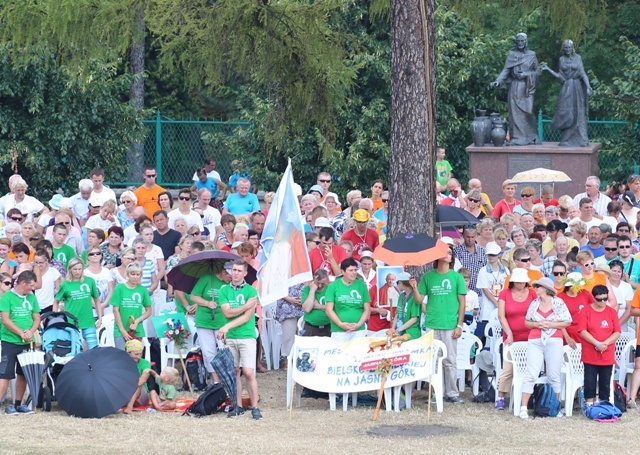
[18,344,45,412]
[211,343,237,410]
[166,250,257,294]
[55,347,138,418]
[436,205,480,227]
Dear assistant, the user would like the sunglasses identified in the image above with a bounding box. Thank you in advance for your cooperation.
[552,271,566,276]
[30,237,42,242]
[88,252,103,257]
[382,199,389,203]
[145,174,157,178]
[520,194,533,198]
[10,216,23,221]
[604,247,618,252]
[468,198,481,203]
[582,262,594,267]
[595,297,609,302]
[518,257,531,263]
[179,196,192,201]
[318,179,331,183]
[618,245,631,249]
[2,281,12,286]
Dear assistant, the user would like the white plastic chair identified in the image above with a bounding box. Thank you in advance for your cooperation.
[297,317,305,334]
[98,314,115,347]
[484,309,502,352]
[456,332,483,394]
[492,338,503,389]
[394,339,447,413]
[617,339,636,396]
[504,341,549,415]
[614,332,636,389]
[563,344,584,416]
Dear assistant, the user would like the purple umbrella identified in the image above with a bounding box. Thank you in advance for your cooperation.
[166,250,257,294]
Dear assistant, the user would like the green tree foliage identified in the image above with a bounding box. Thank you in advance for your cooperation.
[0,44,143,198]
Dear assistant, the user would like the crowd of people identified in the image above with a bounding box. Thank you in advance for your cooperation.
[0,154,640,420]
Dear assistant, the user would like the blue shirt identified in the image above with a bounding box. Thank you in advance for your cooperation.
[228,172,252,189]
[195,177,219,198]
[580,244,604,259]
[223,192,260,215]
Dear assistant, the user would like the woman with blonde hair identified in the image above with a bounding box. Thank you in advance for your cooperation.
[85,200,120,231]
[568,219,588,247]
[514,186,535,222]
[111,262,152,350]
[0,178,47,221]
[262,191,275,217]
[111,247,137,285]
[54,257,102,348]
[576,250,617,309]
[531,203,546,226]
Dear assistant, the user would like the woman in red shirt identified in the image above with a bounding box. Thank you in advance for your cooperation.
[557,271,595,348]
[577,285,621,407]
[495,268,537,411]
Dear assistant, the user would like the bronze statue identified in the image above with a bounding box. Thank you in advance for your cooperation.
[490,33,541,146]
[541,40,592,147]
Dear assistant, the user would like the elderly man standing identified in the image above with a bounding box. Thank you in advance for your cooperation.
[70,179,94,223]
[573,176,611,217]
[343,198,380,232]
[454,225,487,295]
[222,178,260,217]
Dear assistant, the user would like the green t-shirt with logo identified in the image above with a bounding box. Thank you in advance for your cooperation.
[55,278,99,329]
[191,275,227,330]
[52,244,76,270]
[325,278,371,332]
[111,283,152,337]
[0,291,40,345]
[218,283,258,339]
[418,269,467,330]
[301,285,330,327]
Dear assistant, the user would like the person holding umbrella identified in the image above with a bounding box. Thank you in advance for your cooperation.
[216,259,262,420]
[111,263,153,350]
[190,264,233,384]
[0,270,41,415]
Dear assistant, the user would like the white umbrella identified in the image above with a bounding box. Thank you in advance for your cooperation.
[509,168,572,184]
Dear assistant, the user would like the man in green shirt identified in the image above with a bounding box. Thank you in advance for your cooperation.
[301,269,331,337]
[217,259,262,420]
[190,266,232,383]
[412,246,466,403]
[51,223,76,270]
[0,271,41,415]
[325,258,371,342]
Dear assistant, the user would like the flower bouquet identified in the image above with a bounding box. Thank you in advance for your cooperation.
[163,318,193,393]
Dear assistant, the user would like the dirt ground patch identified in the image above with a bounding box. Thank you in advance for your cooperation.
[0,369,636,455]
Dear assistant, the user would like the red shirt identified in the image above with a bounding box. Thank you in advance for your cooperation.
[366,277,390,332]
[577,304,620,365]
[309,245,347,277]
[491,199,521,219]
[533,198,559,207]
[499,288,537,342]
[340,228,380,261]
[558,290,595,345]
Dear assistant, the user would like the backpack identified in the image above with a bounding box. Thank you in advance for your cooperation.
[585,400,622,422]
[183,350,207,392]
[530,383,561,417]
[182,383,228,417]
[613,381,628,413]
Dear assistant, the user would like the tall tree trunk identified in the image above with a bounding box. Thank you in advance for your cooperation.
[388,0,437,261]
[128,4,146,181]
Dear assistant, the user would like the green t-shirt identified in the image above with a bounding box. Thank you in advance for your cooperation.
[111,283,152,337]
[0,291,40,345]
[325,278,370,332]
[52,244,76,270]
[218,283,259,339]
[173,292,193,314]
[417,269,466,330]
[435,159,453,188]
[155,374,177,401]
[301,284,331,327]
[55,278,99,329]
[400,295,422,340]
[137,358,151,391]
[191,275,227,330]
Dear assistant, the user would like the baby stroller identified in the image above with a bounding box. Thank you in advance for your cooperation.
[38,311,84,411]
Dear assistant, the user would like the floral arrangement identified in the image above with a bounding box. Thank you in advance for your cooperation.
[562,272,590,295]
[376,358,393,376]
[163,318,191,349]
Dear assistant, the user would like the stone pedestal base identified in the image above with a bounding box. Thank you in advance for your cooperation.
[466,142,601,205]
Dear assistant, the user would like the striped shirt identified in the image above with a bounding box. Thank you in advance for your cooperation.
[572,192,611,217]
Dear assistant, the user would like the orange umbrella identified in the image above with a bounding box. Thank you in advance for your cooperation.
[373,233,450,266]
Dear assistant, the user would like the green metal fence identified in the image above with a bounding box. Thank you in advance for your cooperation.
[139,111,252,188]
[537,110,638,178]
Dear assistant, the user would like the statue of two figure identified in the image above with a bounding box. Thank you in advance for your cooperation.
[491,33,593,147]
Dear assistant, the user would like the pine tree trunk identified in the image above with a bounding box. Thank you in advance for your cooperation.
[388,0,437,274]
[128,5,146,181]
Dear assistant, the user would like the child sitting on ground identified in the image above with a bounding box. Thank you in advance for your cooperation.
[143,367,180,411]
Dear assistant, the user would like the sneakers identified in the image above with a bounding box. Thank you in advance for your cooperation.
[227,406,245,418]
[15,405,33,414]
[495,397,505,410]
[519,407,529,419]
[251,407,263,420]
[628,399,638,409]
[445,396,464,403]
[4,405,18,415]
